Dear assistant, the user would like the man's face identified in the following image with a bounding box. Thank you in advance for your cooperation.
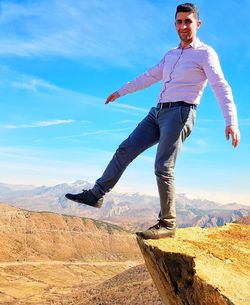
[175,12,201,45]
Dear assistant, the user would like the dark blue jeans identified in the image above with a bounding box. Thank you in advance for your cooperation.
[92,105,196,228]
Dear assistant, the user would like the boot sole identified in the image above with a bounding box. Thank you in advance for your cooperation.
[136,231,176,239]
[65,194,103,208]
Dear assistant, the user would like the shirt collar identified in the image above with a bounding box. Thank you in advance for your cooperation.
[178,37,202,49]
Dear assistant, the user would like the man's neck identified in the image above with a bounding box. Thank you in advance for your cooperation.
[180,36,196,48]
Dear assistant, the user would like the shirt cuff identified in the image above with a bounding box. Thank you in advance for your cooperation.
[225,116,238,127]
[117,87,130,97]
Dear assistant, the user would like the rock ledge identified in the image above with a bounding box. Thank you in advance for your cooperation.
[137,224,250,305]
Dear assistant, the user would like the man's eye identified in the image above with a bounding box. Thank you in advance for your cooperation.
[176,20,182,24]
[185,19,192,24]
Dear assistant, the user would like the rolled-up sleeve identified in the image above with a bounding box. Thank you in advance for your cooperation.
[202,48,238,126]
[117,57,165,97]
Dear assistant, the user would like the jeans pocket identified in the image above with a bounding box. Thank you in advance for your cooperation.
[190,108,196,126]
[179,106,191,124]
[184,108,196,139]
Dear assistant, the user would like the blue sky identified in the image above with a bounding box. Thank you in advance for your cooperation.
[0,0,249,205]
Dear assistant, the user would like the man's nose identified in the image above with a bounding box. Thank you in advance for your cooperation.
[180,23,187,29]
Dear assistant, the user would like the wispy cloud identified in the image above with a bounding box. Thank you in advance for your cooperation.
[0,65,62,93]
[0,65,149,119]
[55,127,131,140]
[200,0,250,49]
[110,103,148,114]
[0,146,105,187]
[198,118,223,124]
[198,118,250,126]
[11,78,61,92]
[112,119,137,125]
[0,0,171,68]
[4,119,75,129]
[239,118,250,126]
[183,139,210,154]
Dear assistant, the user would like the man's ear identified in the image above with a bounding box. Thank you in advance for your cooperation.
[197,20,202,29]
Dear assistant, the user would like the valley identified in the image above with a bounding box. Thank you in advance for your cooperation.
[0,203,163,305]
[0,260,144,305]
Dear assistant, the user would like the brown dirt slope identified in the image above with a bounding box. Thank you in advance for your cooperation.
[74,264,163,305]
[0,203,141,262]
[0,261,141,305]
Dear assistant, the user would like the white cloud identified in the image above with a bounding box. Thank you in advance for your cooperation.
[0,65,150,119]
[239,118,250,126]
[183,139,210,154]
[0,65,63,94]
[110,103,148,114]
[11,78,61,92]
[0,0,171,67]
[198,118,223,124]
[55,127,131,140]
[4,119,75,129]
[177,186,250,206]
[112,119,137,125]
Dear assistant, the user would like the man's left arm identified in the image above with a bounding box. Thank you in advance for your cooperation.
[202,48,240,148]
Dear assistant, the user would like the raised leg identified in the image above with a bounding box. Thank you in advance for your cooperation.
[91,107,160,198]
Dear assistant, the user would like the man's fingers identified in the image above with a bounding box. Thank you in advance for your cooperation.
[233,133,240,148]
[105,94,115,104]
[230,132,237,148]
[105,92,120,104]
[232,135,236,147]
[225,126,240,148]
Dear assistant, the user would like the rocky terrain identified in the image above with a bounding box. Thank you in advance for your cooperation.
[1,181,249,230]
[0,203,163,305]
[137,223,250,305]
[0,201,249,305]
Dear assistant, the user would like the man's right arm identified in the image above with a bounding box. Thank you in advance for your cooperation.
[105,57,165,104]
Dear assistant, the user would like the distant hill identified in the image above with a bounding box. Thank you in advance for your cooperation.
[0,181,249,230]
[0,203,140,262]
[233,216,250,225]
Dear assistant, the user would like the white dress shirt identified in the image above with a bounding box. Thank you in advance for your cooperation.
[117,38,238,126]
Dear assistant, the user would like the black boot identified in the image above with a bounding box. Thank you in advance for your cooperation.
[65,190,103,208]
[136,220,176,239]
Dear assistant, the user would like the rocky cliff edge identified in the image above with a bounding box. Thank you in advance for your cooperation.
[137,223,250,305]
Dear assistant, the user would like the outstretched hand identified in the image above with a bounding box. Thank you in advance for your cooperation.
[225,125,240,148]
[105,91,120,104]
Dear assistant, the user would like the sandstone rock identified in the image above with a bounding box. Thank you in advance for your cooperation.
[137,224,250,305]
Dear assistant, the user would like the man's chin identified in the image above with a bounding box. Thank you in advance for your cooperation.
[179,36,193,44]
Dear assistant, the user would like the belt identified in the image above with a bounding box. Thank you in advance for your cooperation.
[157,101,197,110]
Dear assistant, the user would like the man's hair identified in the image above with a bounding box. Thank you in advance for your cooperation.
[175,3,199,20]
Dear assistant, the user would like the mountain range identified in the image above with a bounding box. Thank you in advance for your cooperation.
[0,180,249,230]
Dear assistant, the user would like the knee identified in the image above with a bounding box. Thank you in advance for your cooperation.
[115,141,135,165]
[154,165,174,179]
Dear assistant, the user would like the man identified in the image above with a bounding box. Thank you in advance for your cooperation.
[65,3,240,239]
